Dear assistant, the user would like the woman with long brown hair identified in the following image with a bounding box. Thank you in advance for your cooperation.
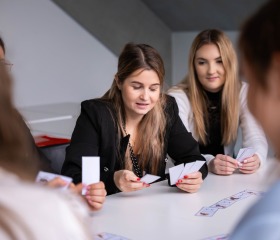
[168,29,268,175]
[62,43,208,195]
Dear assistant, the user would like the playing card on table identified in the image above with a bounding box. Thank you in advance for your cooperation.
[140,174,161,184]
[195,206,219,217]
[210,198,236,209]
[35,171,73,191]
[201,234,229,240]
[236,147,256,162]
[245,189,265,196]
[229,190,251,201]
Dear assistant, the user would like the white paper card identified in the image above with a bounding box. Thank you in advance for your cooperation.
[236,147,256,162]
[169,163,184,185]
[82,156,100,195]
[35,171,73,191]
[140,174,161,184]
[178,162,195,179]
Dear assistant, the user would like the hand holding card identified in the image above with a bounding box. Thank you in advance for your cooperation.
[236,147,256,163]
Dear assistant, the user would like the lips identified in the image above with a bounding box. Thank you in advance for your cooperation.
[136,103,149,109]
[207,76,219,81]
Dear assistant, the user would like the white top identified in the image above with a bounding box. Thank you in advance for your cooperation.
[0,168,92,240]
[167,81,268,166]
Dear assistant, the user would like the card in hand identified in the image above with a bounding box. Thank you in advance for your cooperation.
[236,147,256,162]
[169,160,206,185]
[35,171,73,191]
[195,206,219,217]
[82,156,100,195]
[140,174,161,184]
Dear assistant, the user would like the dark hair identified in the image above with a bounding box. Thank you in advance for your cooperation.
[239,0,280,89]
[0,36,5,54]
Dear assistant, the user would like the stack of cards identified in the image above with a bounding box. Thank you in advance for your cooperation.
[169,160,206,185]
[236,147,256,162]
[195,189,264,217]
[35,171,73,191]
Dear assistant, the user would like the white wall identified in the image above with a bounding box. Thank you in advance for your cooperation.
[171,31,239,86]
[0,0,117,108]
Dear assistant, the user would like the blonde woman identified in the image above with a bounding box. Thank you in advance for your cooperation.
[62,43,208,195]
[168,29,268,175]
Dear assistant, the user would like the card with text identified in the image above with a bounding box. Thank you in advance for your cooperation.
[82,156,100,195]
[195,206,219,217]
[35,171,73,191]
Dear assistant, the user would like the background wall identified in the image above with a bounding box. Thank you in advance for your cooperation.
[0,0,117,108]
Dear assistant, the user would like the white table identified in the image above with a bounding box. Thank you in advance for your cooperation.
[90,160,279,240]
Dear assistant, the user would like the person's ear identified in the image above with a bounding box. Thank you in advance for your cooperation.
[115,75,122,90]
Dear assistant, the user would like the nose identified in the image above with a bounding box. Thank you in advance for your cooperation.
[207,63,216,75]
[140,89,148,100]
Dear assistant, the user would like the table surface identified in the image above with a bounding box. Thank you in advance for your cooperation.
[90,160,279,240]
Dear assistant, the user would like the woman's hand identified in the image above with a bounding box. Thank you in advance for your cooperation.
[209,154,239,175]
[239,154,261,174]
[84,182,107,211]
[176,171,203,193]
[114,170,149,192]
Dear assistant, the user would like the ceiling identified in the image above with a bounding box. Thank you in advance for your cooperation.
[141,0,268,31]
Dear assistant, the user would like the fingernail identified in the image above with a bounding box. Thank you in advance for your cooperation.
[184,175,188,179]
[137,178,141,181]
[177,179,182,183]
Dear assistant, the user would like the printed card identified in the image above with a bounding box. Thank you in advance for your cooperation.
[35,171,73,191]
[140,174,161,184]
[201,234,229,240]
[82,156,100,195]
[236,147,256,162]
[210,198,236,209]
[195,206,219,217]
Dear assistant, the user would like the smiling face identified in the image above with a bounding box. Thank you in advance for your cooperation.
[194,43,226,93]
[117,69,160,120]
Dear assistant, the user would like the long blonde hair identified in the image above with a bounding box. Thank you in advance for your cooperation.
[180,29,240,145]
[102,43,166,174]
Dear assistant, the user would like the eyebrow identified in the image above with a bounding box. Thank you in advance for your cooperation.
[131,81,160,86]
[196,56,222,61]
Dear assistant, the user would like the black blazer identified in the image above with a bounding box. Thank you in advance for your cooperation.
[62,95,208,195]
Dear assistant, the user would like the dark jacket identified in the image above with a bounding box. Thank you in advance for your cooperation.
[62,95,208,195]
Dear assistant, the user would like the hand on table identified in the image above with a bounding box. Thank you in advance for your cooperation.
[238,154,260,174]
[209,154,239,175]
[175,171,203,193]
[114,170,149,192]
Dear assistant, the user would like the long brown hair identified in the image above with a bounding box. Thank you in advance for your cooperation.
[102,43,166,174]
[0,64,39,180]
[179,29,240,145]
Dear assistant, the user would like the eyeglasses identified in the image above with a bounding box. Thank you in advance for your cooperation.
[0,59,13,71]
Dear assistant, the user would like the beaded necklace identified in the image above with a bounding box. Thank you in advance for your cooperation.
[122,122,142,178]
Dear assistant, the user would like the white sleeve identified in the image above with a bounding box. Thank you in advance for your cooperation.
[167,87,215,164]
[239,82,268,166]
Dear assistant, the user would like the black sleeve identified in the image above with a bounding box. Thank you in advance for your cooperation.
[166,96,208,182]
[61,100,119,195]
